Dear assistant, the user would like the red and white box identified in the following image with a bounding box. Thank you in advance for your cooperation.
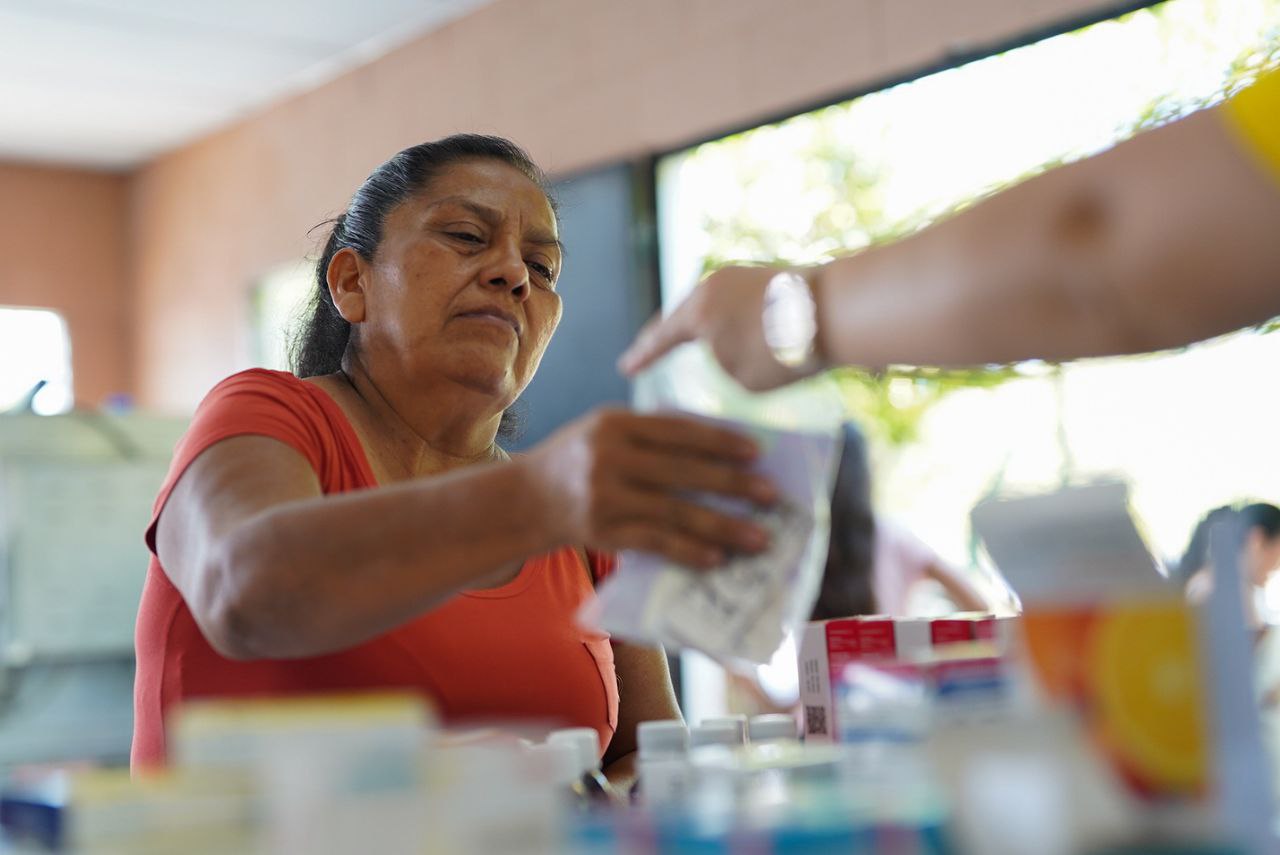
[798,614,1018,741]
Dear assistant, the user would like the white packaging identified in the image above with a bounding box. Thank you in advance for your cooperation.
[582,344,841,665]
[170,693,431,855]
[635,720,692,809]
[798,616,1018,742]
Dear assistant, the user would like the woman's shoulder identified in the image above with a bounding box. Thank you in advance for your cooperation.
[203,367,311,402]
[194,369,340,428]
[180,368,341,466]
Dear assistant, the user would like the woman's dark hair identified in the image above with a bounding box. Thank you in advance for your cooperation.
[810,422,879,620]
[290,134,555,443]
[1175,502,1280,583]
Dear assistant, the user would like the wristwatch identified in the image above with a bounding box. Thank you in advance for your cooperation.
[761,270,820,370]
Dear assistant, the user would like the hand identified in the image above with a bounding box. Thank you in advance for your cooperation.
[526,408,778,568]
[618,265,825,392]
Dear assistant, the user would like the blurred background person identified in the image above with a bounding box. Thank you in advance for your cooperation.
[1177,502,1280,627]
[811,423,995,620]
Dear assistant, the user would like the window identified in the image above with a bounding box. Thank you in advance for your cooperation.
[657,0,1280,581]
[250,261,315,371]
[0,307,73,415]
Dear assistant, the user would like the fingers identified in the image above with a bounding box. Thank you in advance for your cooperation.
[621,445,776,506]
[559,408,782,569]
[654,493,770,557]
[606,523,725,570]
[617,299,696,376]
[606,493,770,570]
[624,412,761,462]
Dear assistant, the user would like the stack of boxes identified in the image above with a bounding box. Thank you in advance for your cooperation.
[797,613,1018,741]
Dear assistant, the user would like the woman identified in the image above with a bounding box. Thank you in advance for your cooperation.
[811,422,990,619]
[619,69,1280,389]
[133,135,778,784]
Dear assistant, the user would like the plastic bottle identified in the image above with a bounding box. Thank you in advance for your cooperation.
[699,715,748,745]
[526,741,592,812]
[633,720,691,808]
[748,714,799,744]
[546,728,614,805]
[688,721,742,750]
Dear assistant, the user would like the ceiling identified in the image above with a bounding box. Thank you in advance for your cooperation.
[0,0,494,171]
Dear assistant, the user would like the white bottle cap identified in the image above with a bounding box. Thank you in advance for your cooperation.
[526,742,580,787]
[689,721,742,749]
[748,714,797,742]
[547,727,601,775]
[699,715,748,745]
[637,720,689,759]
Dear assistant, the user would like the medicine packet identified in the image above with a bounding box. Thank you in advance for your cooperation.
[581,344,841,664]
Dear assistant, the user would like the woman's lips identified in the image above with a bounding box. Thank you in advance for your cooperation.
[456,308,520,336]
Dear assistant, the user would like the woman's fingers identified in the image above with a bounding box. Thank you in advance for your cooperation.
[620,445,776,506]
[534,407,781,564]
[607,522,726,570]
[652,493,770,555]
[624,413,760,461]
[597,487,770,564]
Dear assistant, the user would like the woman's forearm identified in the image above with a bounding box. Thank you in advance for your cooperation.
[204,455,559,659]
[602,751,639,795]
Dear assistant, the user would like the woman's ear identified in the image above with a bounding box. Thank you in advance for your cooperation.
[327,247,367,324]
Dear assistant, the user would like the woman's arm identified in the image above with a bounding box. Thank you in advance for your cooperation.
[157,410,776,660]
[600,641,683,793]
[621,105,1280,388]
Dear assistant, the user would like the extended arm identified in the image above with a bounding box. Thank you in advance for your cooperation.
[156,410,775,660]
[622,106,1280,387]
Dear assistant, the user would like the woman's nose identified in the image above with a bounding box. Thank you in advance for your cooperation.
[483,242,530,299]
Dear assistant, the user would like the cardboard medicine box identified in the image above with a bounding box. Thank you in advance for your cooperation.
[798,614,1016,741]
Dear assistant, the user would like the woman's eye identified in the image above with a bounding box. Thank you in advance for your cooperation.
[528,261,555,283]
[448,231,483,244]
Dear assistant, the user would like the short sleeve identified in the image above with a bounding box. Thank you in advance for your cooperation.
[144,370,333,554]
[585,549,617,585]
[1222,69,1280,187]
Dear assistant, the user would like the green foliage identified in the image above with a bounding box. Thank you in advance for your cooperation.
[830,365,1026,447]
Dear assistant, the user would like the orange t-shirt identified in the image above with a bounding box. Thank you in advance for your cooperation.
[132,369,618,769]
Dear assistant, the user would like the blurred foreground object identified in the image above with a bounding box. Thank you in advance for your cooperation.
[970,482,1272,852]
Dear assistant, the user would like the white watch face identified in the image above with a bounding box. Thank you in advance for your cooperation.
[762,271,817,369]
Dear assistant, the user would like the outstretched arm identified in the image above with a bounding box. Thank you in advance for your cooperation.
[622,104,1280,388]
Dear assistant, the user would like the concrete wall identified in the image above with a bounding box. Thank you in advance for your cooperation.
[0,163,130,407]
[12,0,1145,413]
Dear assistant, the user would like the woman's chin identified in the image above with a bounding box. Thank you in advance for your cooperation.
[443,366,519,404]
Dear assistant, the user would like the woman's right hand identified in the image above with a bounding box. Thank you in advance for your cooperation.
[525,408,778,568]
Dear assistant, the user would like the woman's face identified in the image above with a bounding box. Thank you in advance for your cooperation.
[353,158,563,410]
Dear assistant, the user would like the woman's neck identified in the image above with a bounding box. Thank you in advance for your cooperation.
[331,357,504,481]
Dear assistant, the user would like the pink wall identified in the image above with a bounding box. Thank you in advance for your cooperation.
[0,162,130,407]
[68,0,1130,412]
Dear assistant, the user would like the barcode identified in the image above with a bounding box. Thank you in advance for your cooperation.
[805,705,827,736]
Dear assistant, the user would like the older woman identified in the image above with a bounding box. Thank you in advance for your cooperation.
[133,135,777,784]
